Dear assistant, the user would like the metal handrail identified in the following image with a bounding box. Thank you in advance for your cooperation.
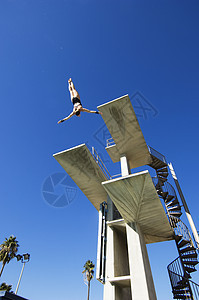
[168,268,199,300]
[192,232,199,254]
[163,182,178,200]
[152,177,192,245]
[106,138,115,147]
[150,156,199,298]
[111,173,122,179]
[167,256,184,278]
[169,216,193,245]
[148,145,167,164]
[152,177,177,200]
[91,147,112,180]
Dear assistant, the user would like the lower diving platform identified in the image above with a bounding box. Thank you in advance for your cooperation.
[53,144,108,211]
[102,171,173,244]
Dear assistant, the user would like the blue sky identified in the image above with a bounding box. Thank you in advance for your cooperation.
[0,0,199,299]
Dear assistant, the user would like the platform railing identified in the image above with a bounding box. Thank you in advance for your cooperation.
[111,173,122,179]
[106,137,115,147]
[148,145,167,164]
[91,147,112,180]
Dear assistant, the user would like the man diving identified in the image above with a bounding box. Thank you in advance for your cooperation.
[58,78,102,124]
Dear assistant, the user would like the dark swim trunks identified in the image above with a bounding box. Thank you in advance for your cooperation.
[72,97,82,106]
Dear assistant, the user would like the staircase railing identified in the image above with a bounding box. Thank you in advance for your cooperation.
[169,216,193,245]
[168,271,199,299]
[192,232,199,254]
[168,256,185,278]
[168,257,199,300]
[150,148,199,299]
[162,181,177,199]
[152,177,178,202]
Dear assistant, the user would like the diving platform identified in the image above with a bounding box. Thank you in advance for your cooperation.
[53,144,108,210]
[102,170,174,244]
[97,95,152,169]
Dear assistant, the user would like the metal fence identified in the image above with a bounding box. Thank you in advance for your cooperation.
[106,137,115,147]
[148,145,167,164]
[169,216,193,245]
[91,147,112,180]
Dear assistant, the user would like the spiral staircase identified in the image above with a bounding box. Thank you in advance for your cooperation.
[148,146,199,300]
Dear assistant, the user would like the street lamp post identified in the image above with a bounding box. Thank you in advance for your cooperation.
[15,253,30,295]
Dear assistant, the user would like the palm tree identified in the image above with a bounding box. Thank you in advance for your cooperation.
[0,236,19,277]
[0,282,12,292]
[82,260,95,300]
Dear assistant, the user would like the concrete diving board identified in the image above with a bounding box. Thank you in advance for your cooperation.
[102,171,174,244]
[97,95,152,169]
[53,144,108,211]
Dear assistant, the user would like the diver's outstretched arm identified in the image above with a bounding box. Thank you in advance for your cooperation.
[57,111,75,124]
[81,107,102,114]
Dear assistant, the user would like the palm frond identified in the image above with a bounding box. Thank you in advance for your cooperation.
[82,260,95,283]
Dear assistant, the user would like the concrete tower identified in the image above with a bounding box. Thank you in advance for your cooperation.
[54,95,198,300]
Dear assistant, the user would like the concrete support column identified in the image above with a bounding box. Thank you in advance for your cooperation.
[168,163,199,247]
[120,155,130,176]
[104,225,115,300]
[126,222,157,300]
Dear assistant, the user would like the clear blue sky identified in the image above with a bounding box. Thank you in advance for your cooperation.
[0,0,199,299]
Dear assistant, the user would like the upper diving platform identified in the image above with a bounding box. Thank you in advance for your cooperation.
[53,144,108,211]
[102,170,174,244]
[97,95,152,169]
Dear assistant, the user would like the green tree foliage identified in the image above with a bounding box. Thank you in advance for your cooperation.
[0,282,12,292]
[82,260,95,300]
[0,236,19,277]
